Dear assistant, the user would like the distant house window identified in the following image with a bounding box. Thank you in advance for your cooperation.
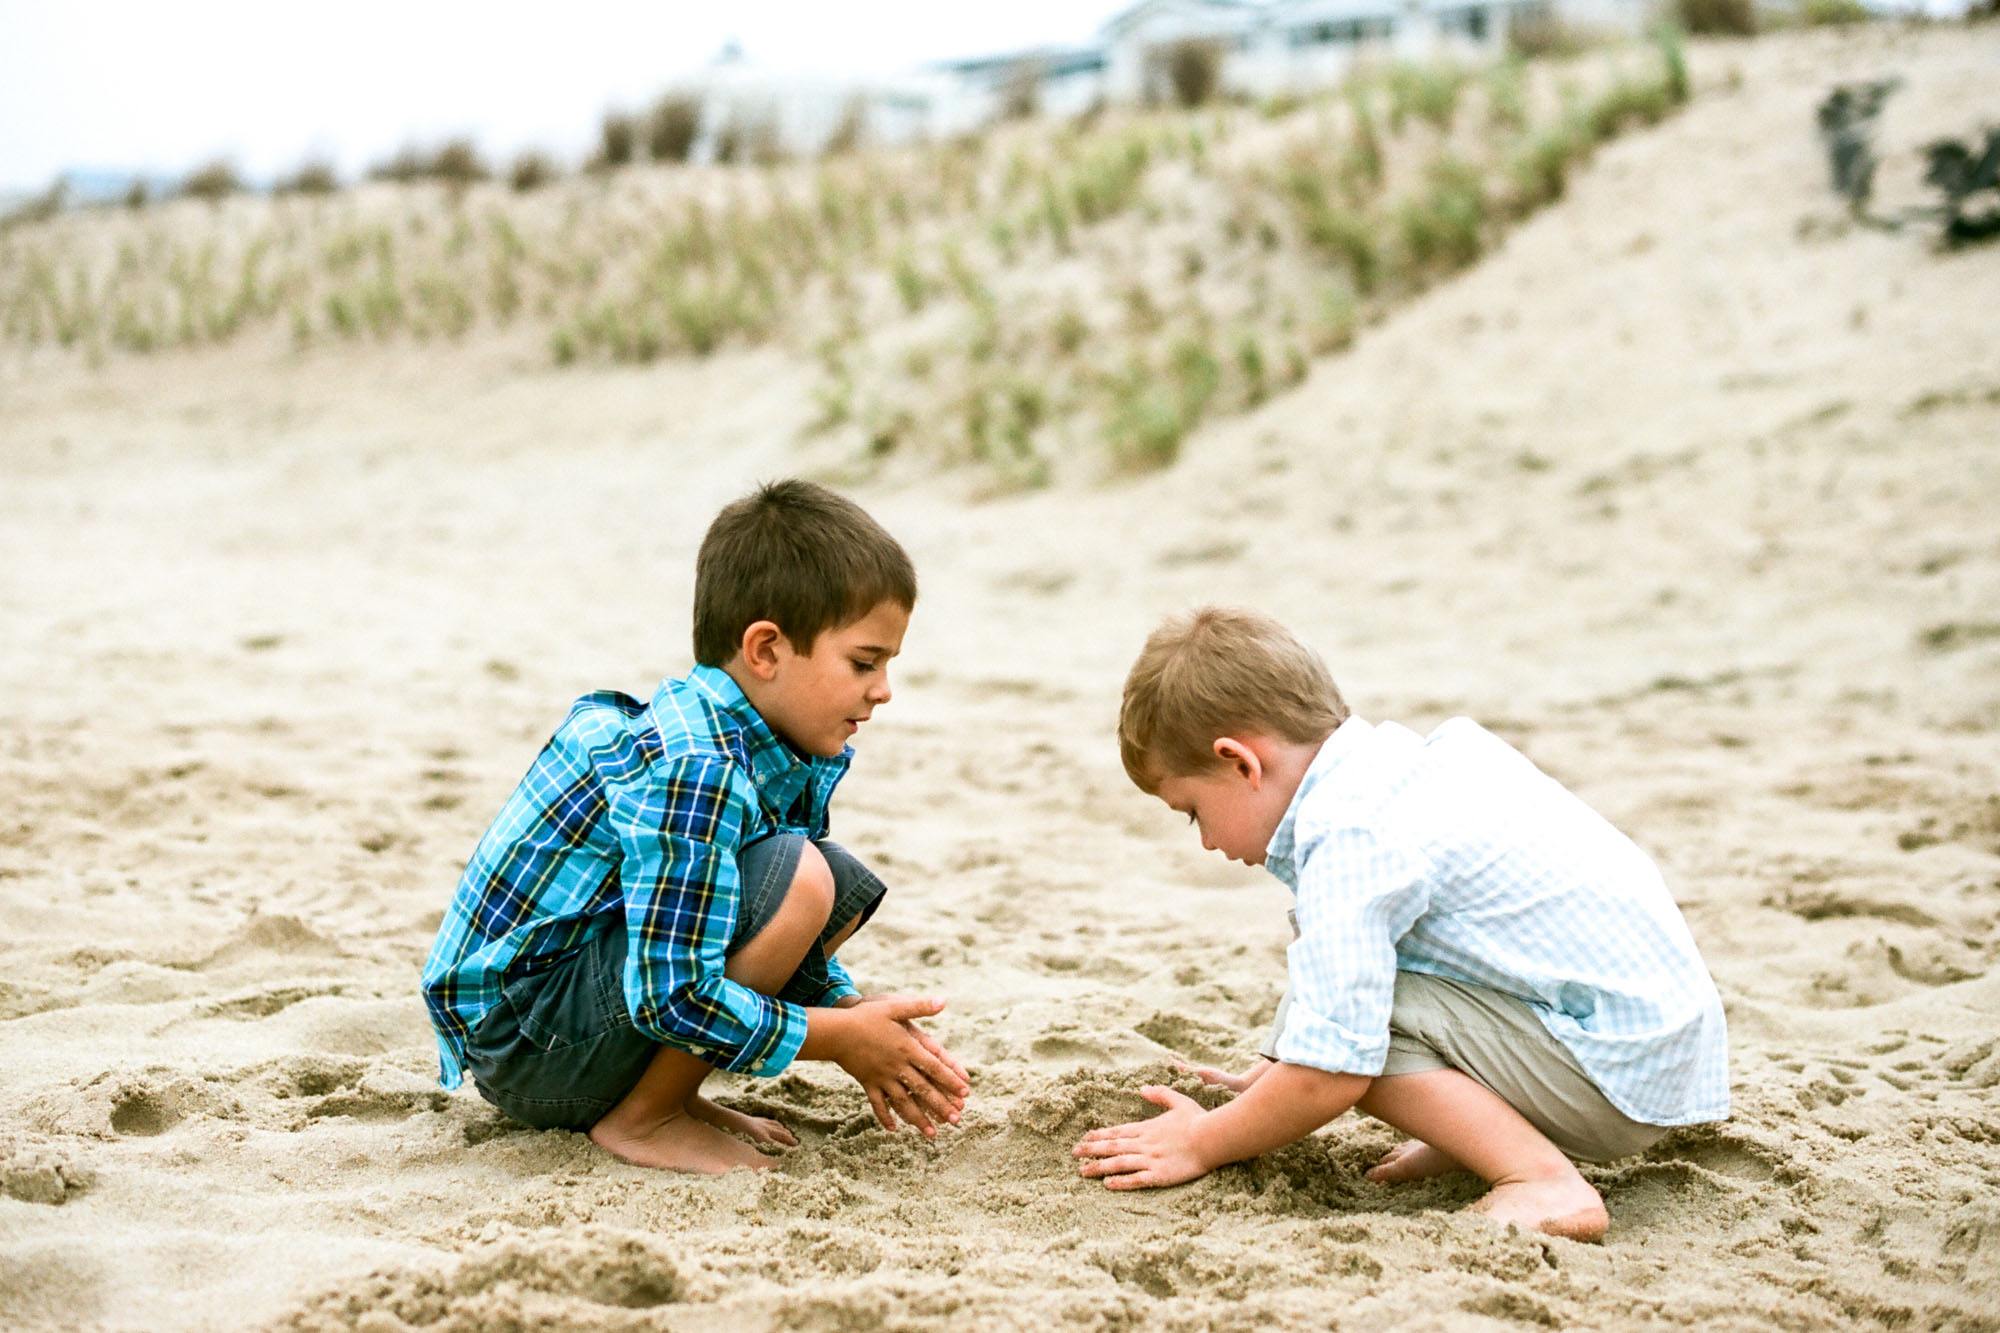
[1438,6,1489,38]
[1290,18,1372,48]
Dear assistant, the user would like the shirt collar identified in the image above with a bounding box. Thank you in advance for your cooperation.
[1262,715,1372,888]
[675,664,840,802]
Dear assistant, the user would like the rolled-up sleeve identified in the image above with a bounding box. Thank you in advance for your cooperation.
[1274,821,1432,1076]
[613,757,807,1076]
[780,954,860,1008]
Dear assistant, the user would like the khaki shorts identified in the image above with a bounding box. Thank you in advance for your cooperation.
[1379,971,1666,1163]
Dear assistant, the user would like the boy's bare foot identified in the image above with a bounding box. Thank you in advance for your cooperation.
[1468,1175,1608,1243]
[1366,1139,1462,1183]
[689,1094,797,1149]
[588,1106,775,1173]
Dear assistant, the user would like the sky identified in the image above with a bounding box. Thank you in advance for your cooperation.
[0,0,1137,194]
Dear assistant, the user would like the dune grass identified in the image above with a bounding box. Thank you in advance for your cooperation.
[0,34,1692,483]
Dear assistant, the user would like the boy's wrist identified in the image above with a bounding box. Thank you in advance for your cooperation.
[799,1004,856,1062]
[1183,1107,1227,1173]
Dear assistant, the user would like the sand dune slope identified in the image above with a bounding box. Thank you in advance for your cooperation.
[2,26,1997,1333]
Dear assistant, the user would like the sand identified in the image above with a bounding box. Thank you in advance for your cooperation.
[3,24,1998,1332]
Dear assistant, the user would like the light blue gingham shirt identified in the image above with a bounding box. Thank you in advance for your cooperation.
[1263,716,1729,1126]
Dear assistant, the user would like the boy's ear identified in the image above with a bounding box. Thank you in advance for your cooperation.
[737,620,788,680]
[1212,737,1263,787]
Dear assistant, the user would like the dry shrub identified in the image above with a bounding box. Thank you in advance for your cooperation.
[595,111,638,170]
[4,179,67,227]
[508,150,558,192]
[1507,9,1596,58]
[180,160,241,202]
[647,93,702,162]
[369,140,488,187]
[1674,0,1756,36]
[427,139,489,186]
[1157,38,1225,108]
[275,159,339,196]
[368,146,424,183]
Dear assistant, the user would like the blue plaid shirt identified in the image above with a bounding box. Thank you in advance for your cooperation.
[421,665,858,1088]
[1263,716,1729,1126]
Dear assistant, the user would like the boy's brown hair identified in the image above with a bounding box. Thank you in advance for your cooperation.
[693,479,917,666]
[1119,606,1349,791]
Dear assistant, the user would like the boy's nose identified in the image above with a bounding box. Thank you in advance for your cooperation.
[870,673,892,705]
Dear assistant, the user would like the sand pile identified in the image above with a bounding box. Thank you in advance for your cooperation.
[2,25,1997,1332]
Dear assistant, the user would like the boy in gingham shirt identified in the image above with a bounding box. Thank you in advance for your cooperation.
[1075,606,1727,1240]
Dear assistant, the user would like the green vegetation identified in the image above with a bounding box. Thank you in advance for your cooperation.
[645,94,703,163]
[1799,0,1871,24]
[507,151,558,193]
[275,160,340,196]
[369,139,489,187]
[179,160,242,202]
[1161,38,1227,109]
[1674,0,1757,35]
[1383,62,1469,132]
[0,37,1693,486]
[594,112,638,170]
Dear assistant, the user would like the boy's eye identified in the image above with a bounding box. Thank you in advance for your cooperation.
[851,659,875,673]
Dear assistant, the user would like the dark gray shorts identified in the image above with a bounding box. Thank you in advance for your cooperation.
[463,834,884,1132]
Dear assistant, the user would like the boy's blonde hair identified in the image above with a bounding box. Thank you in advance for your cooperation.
[1119,606,1348,792]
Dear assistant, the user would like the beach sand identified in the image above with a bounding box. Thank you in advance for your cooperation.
[2,25,1997,1332]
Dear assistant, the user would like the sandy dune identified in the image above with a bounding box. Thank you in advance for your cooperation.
[2,25,1997,1332]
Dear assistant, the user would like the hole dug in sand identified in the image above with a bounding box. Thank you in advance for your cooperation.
[24,1067,246,1140]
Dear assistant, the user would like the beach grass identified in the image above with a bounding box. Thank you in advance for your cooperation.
[0,36,1692,484]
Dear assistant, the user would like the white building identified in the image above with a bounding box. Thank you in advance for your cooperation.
[674,0,1649,161]
[1090,0,1611,105]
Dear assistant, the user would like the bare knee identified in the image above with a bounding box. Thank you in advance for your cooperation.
[786,840,836,931]
[725,842,836,991]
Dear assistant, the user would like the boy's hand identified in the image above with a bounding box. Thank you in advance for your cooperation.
[848,993,972,1089]
[1072,1086,1212,1190]
[1185,1059,1272,1095]
[821,995,969,1137]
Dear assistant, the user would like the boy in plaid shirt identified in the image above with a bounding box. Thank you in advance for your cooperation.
[423,480,967,1173]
